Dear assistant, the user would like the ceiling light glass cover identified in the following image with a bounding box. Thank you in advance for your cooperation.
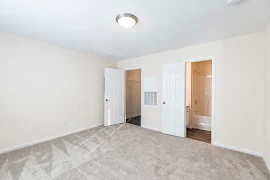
[116,13,138,28]
[227,0,242,5]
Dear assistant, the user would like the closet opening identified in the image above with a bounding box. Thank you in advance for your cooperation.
[126,69,141,126]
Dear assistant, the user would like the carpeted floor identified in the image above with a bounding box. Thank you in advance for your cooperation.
[0,123,269,180]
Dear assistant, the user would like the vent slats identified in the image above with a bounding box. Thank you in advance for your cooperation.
[144,92,157,106]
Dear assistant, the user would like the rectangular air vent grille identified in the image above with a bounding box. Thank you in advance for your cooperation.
[144,92,157,106]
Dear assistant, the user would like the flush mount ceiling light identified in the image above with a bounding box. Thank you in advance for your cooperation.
[116,13,138,28]
[227,0,242,5]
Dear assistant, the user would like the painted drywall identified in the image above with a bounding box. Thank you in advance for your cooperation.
[0,32,116,151]
[186,63,191,107]
[264,21,270,171]
[117,31,265,155]
[126,69,141,119]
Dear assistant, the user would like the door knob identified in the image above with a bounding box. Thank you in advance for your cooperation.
[106,99,108,102]
[163,102,166,104]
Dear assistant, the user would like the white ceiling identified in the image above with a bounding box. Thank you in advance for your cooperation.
[0,0,270,60]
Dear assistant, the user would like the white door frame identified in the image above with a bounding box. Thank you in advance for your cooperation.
[183,56,216,144]
[123,67,142,123]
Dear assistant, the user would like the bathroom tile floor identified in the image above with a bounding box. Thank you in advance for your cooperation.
[187,128,211,143]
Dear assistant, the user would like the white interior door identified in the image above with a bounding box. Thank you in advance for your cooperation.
[162,63,186,137]
[104,68,125,126]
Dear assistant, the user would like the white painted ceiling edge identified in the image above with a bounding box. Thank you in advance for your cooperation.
[0,0,269,61]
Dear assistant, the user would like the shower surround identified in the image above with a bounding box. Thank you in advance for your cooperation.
[191,60,212,131]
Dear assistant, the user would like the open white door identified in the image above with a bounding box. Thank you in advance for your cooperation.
[162,63,186,137]
[104,68,125,126]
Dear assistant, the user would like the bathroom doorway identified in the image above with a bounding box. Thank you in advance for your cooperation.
[186,60,212,143]
[126,69,141,126]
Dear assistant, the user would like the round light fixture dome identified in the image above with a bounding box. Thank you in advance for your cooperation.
[116,13,138,28]
[227,0,242,5]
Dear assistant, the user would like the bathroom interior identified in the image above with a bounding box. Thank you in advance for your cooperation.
[186,60,212,143]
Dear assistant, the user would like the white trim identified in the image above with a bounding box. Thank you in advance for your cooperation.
[126,113,141,120]
[213,142,262,157]
[0,123,103,155]
[183,57,216,144]
[141,125,160,132]
[123,67,142,71]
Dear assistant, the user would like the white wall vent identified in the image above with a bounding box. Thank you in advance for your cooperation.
[143,77,157,107]
[144,92,157,106]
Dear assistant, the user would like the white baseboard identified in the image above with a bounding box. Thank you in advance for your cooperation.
[213,142,262,157]
[141,125,160,132]
[132,124,263,158]
[126,113,141,120]
[0,123,103,155]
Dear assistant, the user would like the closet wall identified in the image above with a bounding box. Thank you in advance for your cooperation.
[126,69,141,119]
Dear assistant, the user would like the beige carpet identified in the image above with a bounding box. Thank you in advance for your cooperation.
[0,123,269,180]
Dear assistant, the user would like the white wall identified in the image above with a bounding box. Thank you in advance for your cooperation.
[117,31,265,155]
[264,21,270,171]
[0,32,116,152]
